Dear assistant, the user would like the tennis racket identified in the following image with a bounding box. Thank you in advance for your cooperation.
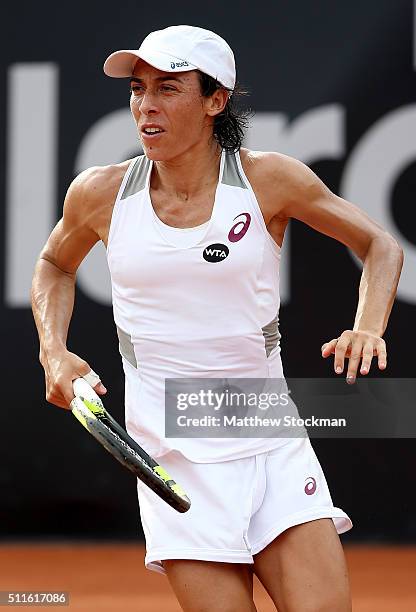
[70,377,191,513]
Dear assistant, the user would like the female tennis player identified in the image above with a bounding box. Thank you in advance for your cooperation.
[31,25,403,611]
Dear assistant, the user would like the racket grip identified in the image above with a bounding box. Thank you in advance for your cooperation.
[72,377,103,404]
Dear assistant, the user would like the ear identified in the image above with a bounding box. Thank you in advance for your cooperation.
[204,88,229,117]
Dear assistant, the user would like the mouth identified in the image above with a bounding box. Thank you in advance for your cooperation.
[141,126,165,140]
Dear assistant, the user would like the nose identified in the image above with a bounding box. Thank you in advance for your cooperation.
[137,90,159,116]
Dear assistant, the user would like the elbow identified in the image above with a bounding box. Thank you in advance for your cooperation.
[396,241,405,268]
[370,232,404,267]
[383,232,404,260]
[38,254,77,280]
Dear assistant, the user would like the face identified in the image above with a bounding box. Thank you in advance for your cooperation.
[129,59,227,161]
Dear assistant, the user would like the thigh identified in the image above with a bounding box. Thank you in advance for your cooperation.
[138,451,256,574]
[253,518,351,612]
[248,437,352,554]
[163,559,257,612]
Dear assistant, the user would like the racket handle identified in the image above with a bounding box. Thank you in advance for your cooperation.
[72,377,103,404]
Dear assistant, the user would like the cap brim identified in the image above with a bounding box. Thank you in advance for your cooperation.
[103,49,198,78]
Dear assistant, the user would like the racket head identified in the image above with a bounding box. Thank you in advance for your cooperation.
[70,378,191,513]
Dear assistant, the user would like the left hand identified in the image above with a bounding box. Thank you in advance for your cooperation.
[321,329,387,384]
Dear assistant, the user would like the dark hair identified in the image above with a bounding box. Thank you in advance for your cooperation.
[197,71,251,152]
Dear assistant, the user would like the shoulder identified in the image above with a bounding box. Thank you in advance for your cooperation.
[66,159,134,208]
[61,159,135,234]
[39,159,138,269]
[239,148,330,218]
[240,148,320,190]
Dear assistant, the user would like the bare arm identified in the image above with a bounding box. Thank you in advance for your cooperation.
[262,153,404,381]
[31,168,109,408]
[352,233,403,337]
[32,257,76,364]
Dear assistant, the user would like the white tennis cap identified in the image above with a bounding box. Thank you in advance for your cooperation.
[103,25,236,90]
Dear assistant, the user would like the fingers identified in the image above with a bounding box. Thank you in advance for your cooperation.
[321,338,338,357]
[45,373,75,409]
[359,342,374,375]
[82,369,101,387]
[81,368,107,395]
[323,331,388,384]
[43,356,107,410]
[94,382,107,395]
[334,333,352,375]
[345,339,364,384]
[376,338,387,370]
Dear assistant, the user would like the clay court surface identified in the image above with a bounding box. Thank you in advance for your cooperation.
[0,544,415,611]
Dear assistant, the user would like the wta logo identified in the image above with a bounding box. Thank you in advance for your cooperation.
[304,477,317,495]
[203,243,229,263]
[228,212,251,243]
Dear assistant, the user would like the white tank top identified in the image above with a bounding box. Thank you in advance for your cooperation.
[106,149,288,462]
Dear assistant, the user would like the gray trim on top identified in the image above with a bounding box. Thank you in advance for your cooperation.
[262,313,281,357]
[221,152,247,189]
[116,326,137,368]
[121,155,151,200]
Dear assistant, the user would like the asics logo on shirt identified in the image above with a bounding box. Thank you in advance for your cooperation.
[228,212,251,243]
[202,212,251,263]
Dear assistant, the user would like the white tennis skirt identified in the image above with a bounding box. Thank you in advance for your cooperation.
[137,436,353,575]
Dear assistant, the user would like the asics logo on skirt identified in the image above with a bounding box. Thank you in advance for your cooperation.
[304,477,317,495]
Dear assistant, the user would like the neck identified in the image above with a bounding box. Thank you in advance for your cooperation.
[151,140,223,200]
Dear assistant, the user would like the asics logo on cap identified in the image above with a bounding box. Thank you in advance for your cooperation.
[170,61,190,69]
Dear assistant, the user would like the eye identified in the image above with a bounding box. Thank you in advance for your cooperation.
[161,84,176,92]
[130,84,144,95]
